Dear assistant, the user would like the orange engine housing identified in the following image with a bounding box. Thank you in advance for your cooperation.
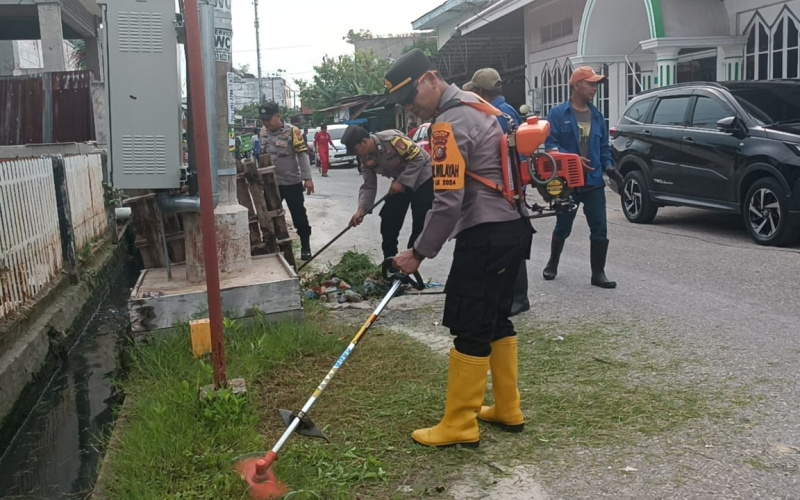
[514,116,585,190]
[535,152,585,189]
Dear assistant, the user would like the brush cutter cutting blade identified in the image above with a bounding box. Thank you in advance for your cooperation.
[234,452,289,500]
[278,408,329,441]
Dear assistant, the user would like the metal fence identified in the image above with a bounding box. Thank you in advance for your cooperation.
[0,158,63,322]
[0,75,44,145]
[0,71,95,146]
[0,153,108,323]
[64,153,108,252]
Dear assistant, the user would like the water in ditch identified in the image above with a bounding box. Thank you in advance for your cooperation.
[0,270,135,499]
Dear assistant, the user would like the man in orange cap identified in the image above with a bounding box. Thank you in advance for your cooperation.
[541,66,623,288]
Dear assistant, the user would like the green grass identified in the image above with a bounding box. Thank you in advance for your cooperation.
[99,307,749,499]
[508,322,739,457]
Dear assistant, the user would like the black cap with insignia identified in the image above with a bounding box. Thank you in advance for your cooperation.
[259,101,280,120]
[341,125,370,155]
[383,48,435,108]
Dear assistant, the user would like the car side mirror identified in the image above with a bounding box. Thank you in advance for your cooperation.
[717,116,744,136]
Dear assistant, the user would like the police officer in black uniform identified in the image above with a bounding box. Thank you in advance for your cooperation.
[341,125,434,261]
[259,102,315,260]
[388,50,533,448]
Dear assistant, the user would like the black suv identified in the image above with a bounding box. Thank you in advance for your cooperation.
[611,80,800,246]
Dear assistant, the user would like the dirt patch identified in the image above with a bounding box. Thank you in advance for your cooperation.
[450,465,549,500]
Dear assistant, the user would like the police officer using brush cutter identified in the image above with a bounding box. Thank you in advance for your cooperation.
[388,49,533,448]
[341,125,434,262]
[259,102,315,261]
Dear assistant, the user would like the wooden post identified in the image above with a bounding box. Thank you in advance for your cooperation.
[163,213,186,264]
[42,73,53,143]
[51,157,79,283]
[100,152,119,244]
[236,159,265,253]
[257,155,295,267]
[243,159,277,254]
[127,189,167,268]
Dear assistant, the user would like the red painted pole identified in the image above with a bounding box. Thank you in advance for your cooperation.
[183,0,227,388]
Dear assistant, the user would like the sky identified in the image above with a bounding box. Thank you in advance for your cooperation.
[227,0,440,87]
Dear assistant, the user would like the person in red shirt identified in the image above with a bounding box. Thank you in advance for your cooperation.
[314,124,333,177]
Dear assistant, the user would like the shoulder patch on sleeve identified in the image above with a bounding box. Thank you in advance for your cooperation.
[291,127,308,153]
[390,136,421,161]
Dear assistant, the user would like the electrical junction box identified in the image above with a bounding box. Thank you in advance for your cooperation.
[100,0,183,189]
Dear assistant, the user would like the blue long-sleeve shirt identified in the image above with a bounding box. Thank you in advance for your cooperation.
[491,96,521,133]
[544,101,613,187]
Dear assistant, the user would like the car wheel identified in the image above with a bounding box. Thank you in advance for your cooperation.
[621,170,658,224]
[743,177,796,246]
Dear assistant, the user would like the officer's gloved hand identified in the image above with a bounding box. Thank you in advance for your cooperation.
[606,167,624,187]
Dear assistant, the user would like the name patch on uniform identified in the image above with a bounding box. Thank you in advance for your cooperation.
[430,122,466,191]
[390,136,420,161]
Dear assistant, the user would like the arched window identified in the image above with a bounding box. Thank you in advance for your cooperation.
[745,19,769,80]
[541,60,573,116]
[772,13,799,79]
[594,64,610,129]
[541,64,551,115]
[626,62,642,102]
[553,61,562,104]
[562,64,572,105]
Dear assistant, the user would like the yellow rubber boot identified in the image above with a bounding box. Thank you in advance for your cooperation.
[411,349,489,448]
[478,336,524,432]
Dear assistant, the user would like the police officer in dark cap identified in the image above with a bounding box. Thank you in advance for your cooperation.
[341,125,433,262]
[387,49,533,448]
[259,101,315,261]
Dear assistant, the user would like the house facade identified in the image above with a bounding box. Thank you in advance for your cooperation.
[418,0,799,127]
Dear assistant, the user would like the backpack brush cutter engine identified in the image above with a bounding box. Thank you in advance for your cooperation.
[233,259,425,500]
[508,116,584,219]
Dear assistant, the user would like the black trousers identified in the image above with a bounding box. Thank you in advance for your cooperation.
[379,178,434,259]
[278,183,311,237]
[443,218,533,357]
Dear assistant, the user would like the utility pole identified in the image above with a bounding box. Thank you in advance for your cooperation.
[253,0,264,102]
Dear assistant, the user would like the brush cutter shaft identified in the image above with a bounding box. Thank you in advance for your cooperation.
[271,279,403,454]
[297,194,389,271]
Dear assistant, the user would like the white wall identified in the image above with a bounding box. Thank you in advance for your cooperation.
[438,17,464,50]
[662,0,730,37]
[11,40,79,74]
[524,0,583,114]
[526,0,585,56]
[580,0,649,55]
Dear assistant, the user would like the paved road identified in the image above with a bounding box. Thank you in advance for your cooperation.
[301,167,800,499]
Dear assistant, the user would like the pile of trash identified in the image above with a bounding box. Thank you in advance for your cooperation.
[305,277,383,303]
[301,251,392,304]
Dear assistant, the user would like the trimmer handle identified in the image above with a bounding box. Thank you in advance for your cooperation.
[381,257,425,291]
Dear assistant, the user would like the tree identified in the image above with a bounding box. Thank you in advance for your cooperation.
[237,63,251,74]
[239,103,261,120]
[403,36,438,58]
[68,40,87,70]
[344,29,374,44]
[239,102,299,121]
[295,50,391,123]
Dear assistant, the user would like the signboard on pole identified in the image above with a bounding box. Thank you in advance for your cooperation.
[214,28,232,62]
[214,0,232,62]
[227,72,235,125]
